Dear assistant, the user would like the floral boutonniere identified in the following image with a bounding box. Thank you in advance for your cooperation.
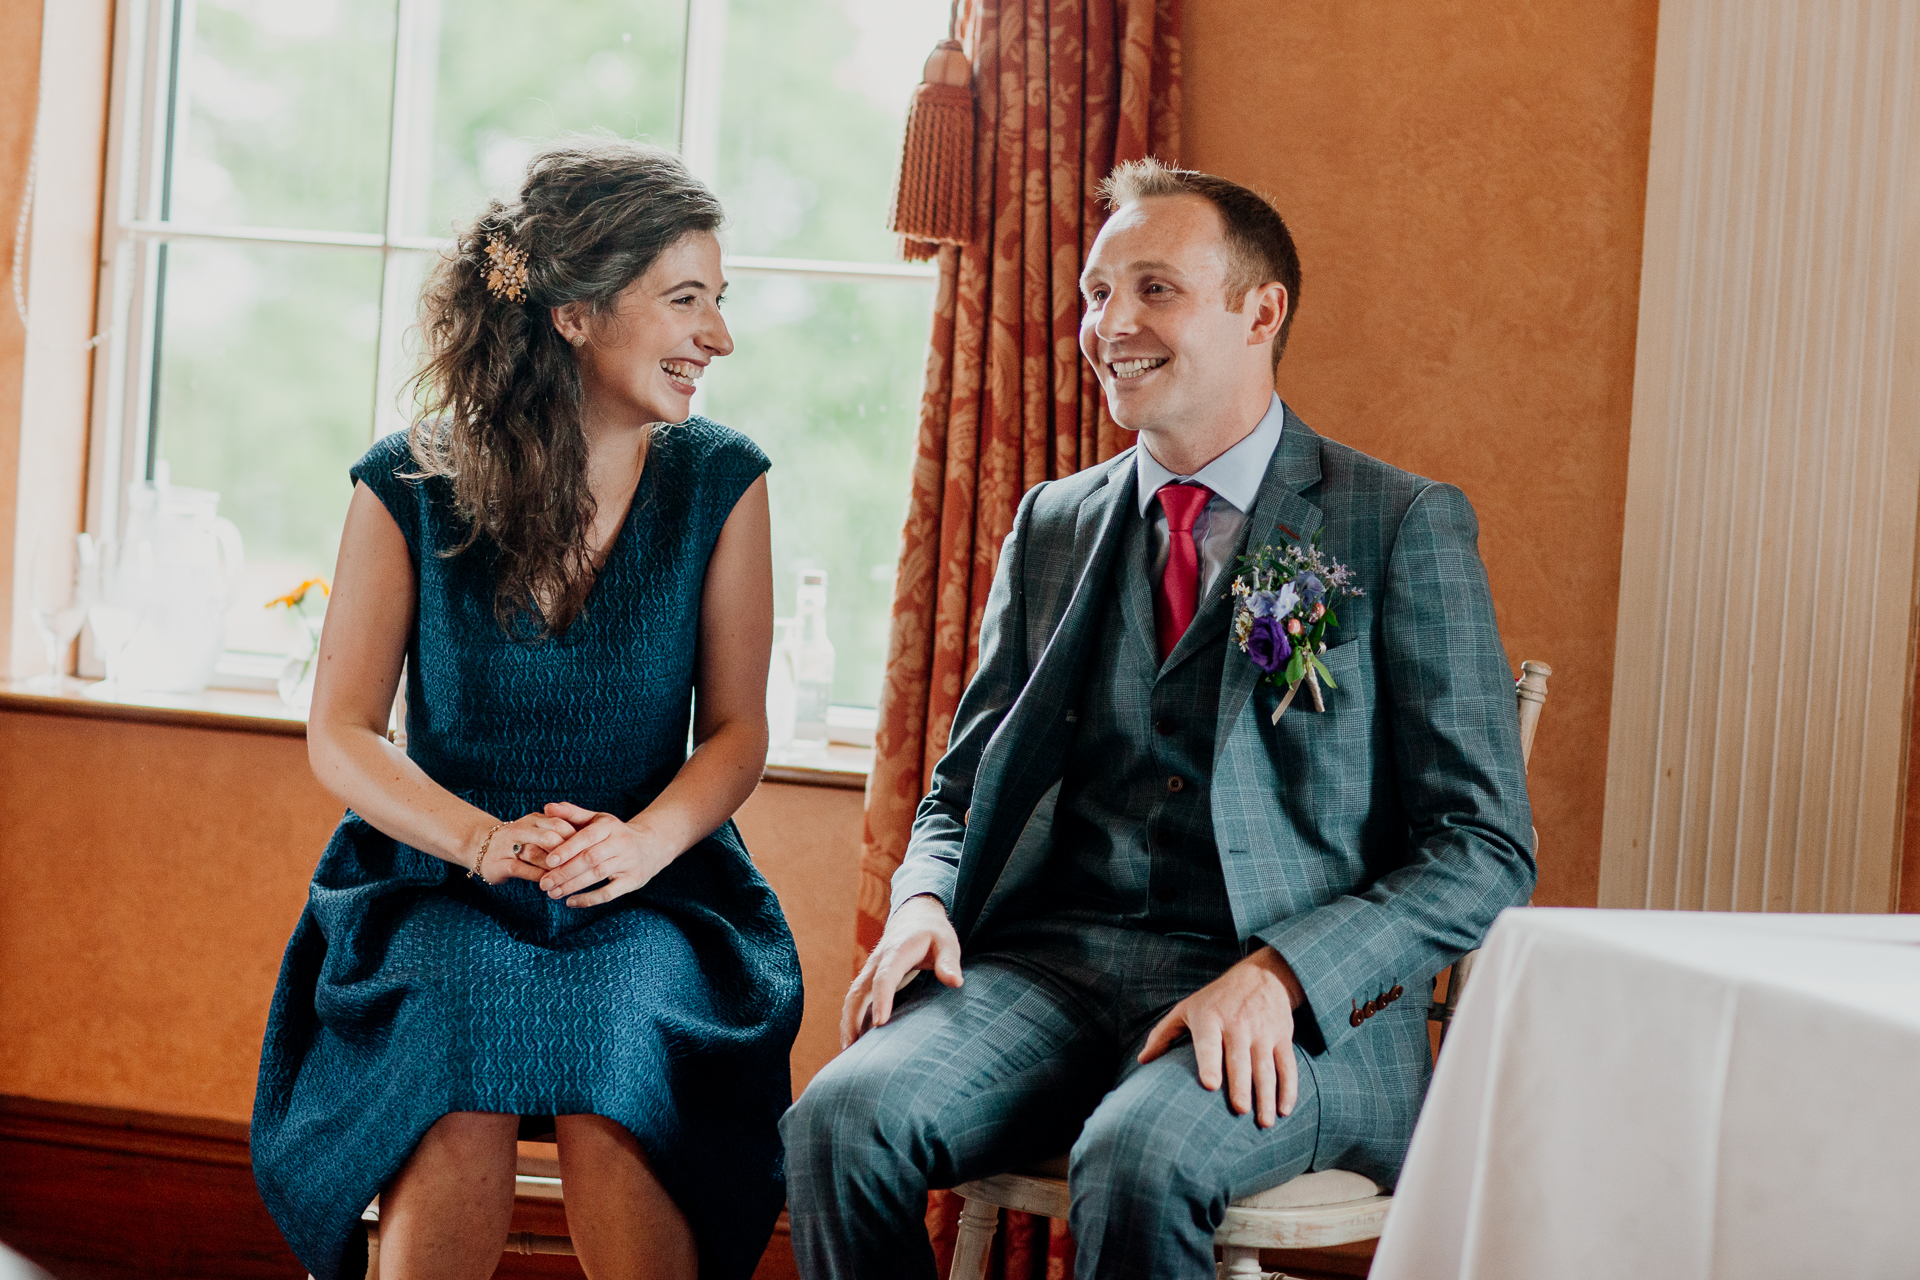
[1230,533,1363,723]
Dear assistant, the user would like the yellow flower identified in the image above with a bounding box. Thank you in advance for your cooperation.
[267,578,332,609]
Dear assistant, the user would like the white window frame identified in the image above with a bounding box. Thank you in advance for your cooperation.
[85,0,936,680]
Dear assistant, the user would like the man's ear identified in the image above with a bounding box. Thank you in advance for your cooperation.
[1246,281,1287,349]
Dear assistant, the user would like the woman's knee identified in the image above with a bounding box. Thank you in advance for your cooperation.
[553,1111,642,1151]
[416,1110,521,1160]
[386,1112,519,1212]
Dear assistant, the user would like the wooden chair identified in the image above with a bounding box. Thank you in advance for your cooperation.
[946,660,1552,1280]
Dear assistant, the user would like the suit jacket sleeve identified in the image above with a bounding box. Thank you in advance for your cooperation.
[1253,481,1537,1053]
[886,484,1042,915]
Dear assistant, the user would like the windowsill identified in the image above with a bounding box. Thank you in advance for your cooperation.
[0,679,309,736]
[762,743,872,792]
[0,680,874,789]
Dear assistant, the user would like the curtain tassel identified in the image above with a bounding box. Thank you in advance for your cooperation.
[887,38,974,261]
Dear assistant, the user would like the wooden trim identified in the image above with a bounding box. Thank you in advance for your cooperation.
[0,684,308,737]
[0,1094,602,1278]
[0,1094,252,1167]
[1901,596,1920,911]
[0,685,878,789]
[762,762,868,791]
[1,1,112,681]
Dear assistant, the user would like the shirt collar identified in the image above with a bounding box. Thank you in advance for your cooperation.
[1134,393,1287,516]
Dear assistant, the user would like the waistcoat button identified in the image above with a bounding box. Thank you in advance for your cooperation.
[1166,776,1184,793]
[1154,719,1175,735]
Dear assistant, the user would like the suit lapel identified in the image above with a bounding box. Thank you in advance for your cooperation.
[953,458,1138,935]
[1068,457,1138,603]
[1214,412,1325,762]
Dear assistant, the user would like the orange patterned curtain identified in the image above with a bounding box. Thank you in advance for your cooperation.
[857,0,1181,1273]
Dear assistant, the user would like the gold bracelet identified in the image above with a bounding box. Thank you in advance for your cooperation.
[468,821,506,882]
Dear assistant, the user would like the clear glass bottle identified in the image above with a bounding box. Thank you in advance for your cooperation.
[766,618,798,753]
[791,570,835,748]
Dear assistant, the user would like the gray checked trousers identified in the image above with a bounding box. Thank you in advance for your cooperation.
[780,919,1322,1280]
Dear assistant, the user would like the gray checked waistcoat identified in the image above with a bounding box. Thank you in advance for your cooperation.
[1028,499,1237,939]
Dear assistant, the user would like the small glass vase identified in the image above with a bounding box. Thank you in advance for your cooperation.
[277,613,323,713]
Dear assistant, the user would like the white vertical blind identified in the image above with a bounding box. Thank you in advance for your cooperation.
[1600,0,1920,912]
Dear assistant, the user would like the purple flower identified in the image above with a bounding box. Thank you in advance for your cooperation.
[1296,572,1326,606]
[1246,616,1292,673]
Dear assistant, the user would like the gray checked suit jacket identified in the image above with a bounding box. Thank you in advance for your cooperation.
[888,405,1536,1177]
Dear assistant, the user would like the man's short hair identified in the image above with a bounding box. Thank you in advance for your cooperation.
[1100,158,1302,370]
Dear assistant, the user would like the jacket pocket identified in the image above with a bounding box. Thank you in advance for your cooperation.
[1253,635,1378,795]
[1313,634,1370,684]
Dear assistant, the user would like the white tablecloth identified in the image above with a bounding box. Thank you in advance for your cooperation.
[1370,908,1920,1280]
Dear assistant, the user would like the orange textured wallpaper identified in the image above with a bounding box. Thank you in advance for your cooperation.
[1181,0,1661,908]
[0,711,341,1122]
[0,706,866,1121]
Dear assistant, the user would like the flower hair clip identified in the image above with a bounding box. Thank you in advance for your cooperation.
[483,234,530,303]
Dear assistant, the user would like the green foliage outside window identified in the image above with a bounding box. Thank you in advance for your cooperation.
[175,0,397,232]
[419,0,688,239]
[153,0,946,704]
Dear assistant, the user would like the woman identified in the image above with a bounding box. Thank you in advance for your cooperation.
[253,139,801,1280]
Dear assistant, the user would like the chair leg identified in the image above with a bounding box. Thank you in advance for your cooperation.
[1217,1244,1263,1280]
[947,1197,1000,1280]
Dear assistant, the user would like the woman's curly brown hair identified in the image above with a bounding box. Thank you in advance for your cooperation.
[407,136,725,637]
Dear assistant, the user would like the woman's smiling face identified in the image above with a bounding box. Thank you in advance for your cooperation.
[564,230,734,427]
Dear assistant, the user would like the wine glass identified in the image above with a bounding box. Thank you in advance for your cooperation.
[87,535,150,694]
[27,533,95,691]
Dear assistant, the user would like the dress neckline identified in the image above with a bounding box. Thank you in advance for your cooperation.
[550,443,658,639]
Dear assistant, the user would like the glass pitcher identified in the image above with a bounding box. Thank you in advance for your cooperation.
[117,470,246,694]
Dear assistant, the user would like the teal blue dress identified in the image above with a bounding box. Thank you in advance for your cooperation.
[252,422,802,1280]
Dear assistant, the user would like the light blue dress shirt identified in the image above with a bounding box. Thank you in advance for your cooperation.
[1134,392,1287,601]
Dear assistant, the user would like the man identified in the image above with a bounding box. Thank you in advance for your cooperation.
[782,160,1535,1280]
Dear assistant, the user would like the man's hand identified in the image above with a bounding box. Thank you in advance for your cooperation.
[1138,946,1306,1128]
[840,894,963,1049]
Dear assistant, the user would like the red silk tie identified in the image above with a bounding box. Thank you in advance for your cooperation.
[1153,482,1214,662]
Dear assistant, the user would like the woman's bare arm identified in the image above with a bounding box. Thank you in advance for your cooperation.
[537,473,773,906]
[306,482,569,880]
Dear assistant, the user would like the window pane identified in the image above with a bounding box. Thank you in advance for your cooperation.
[172,0,398,233]
[374,249,436,439]
[710,0,952,261]
[699,274,934,707]
[401,0,688,240]
[152,242,382,655]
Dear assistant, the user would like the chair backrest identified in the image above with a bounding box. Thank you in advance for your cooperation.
[1428,660,1551,1050]
[1516,660,1551,767]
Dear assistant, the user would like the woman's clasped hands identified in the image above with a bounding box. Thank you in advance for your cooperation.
[470,803,675,907]
[471,811,576,887]
[532,800,678,908]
